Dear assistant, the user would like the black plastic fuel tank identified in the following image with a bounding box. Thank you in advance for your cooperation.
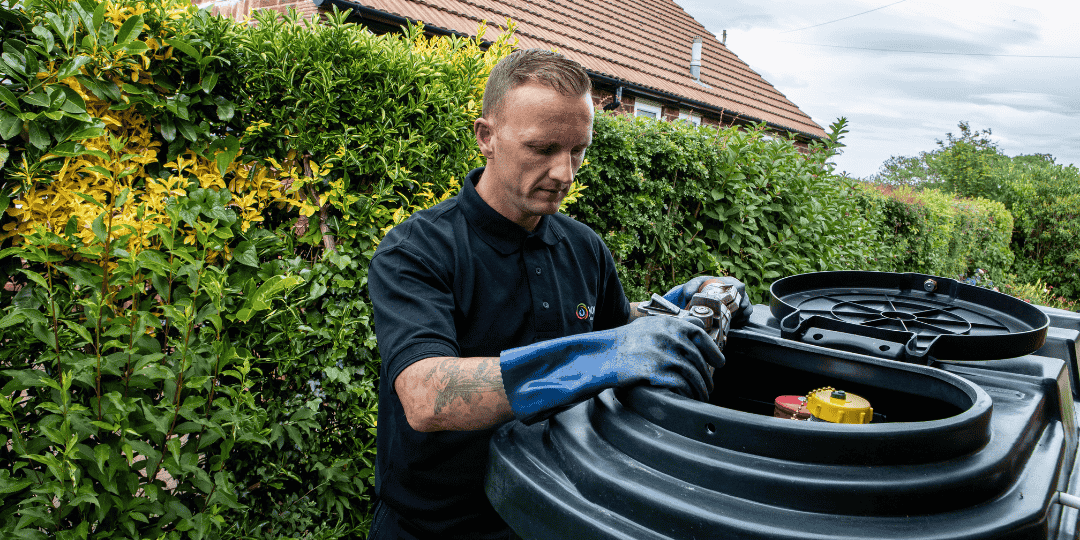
[486,272,1080,539]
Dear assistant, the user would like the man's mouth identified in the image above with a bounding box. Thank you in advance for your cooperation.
[538,186,569,197]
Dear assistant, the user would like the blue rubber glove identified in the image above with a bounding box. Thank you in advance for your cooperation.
[662,275,754,326]
[500,316,725,425]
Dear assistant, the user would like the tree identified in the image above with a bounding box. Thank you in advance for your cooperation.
[869,122,1005,200]
[928,121,1006,200]
[871,154,939,188]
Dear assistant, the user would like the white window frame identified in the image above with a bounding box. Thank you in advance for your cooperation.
[634,98,663,119]
[679,110,702,126]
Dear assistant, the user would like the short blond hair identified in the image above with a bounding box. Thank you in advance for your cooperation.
[482,49,592,119]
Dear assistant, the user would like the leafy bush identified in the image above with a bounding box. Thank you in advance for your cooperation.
[955,268,1078,312]
[0,195,294,540]
[224,9,507,255]
[1,0,513,537]
[570,115,879,302]
[854,184,1013,279]
[0,1,299,537]
[1000,159,1080,301]
[870,121,1005,200]
[867,122,1079,305]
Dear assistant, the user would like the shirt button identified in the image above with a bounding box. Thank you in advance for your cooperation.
[535,267,542,275]
[542,302,550,309]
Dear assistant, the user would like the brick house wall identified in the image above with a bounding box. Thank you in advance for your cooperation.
[591,87,790,143]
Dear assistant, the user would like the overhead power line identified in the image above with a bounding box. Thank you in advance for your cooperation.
[781,0,908,34]
[781,41,1080,59]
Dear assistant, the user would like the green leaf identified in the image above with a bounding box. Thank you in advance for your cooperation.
[0,471,32,494]
[215,97,234,121]
[212,135,240,176]
[91,1,106,38]
[84,165,113,177]
[94,444,111,474]
[1,52,26,79]
[0,110,19,140]
[254,275,304,310]
[115,15,143,46]
[3,367,54,391]
[201,71,219,94]
[76,75,107,100]
[54,55,91,80]
[175,118,197,142]
[30,322,58,350]
[45,12,74,50]
[0,86,20,112]
[28,121,50,149]
[91,212,108,242]
[60,319,93,346]
[20,91,50,109]
[18,268,50,290]
[70,126,106,140]
[32,25,56,53]
[118,41,149,55]
[50,142,84,157]
[121,83,144,95]
[165,38,202,62]
[159,115,176,142]
[233,241,258,267]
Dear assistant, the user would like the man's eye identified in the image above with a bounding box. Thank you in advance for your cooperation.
[532,145,557,155]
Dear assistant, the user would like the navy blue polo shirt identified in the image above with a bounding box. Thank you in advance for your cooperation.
[367,167,630,538]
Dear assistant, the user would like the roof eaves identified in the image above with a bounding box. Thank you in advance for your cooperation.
[312,0,491,44]
[589,72,823,141]
[310,0,823,140]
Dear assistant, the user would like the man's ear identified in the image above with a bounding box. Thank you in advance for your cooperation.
[474,117,495,160]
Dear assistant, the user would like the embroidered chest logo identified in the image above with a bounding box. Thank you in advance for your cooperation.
[576,303,595,321]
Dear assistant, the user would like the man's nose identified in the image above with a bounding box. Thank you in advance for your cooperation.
[549,150,575,186]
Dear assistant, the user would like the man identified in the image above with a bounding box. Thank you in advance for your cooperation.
[367,49,749,539]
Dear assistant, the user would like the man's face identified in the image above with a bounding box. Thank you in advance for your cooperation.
[474,81,593,230]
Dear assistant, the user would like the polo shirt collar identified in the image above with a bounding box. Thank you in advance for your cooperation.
[460,167,562,255]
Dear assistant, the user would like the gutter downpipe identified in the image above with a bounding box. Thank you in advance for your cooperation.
[602,86,623,112]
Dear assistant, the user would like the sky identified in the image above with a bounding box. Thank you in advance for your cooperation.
[674,0,1080,179]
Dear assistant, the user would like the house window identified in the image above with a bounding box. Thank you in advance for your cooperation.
[634,98,662,119]
[679,110,702,126]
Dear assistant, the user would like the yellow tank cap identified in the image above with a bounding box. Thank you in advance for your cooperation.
[806,387,873,424]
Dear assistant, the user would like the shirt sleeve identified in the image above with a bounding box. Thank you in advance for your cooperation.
[368,242,460,390]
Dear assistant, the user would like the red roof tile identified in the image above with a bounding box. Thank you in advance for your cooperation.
[341,0,825,138]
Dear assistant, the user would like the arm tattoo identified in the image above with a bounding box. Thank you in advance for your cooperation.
[431,357,503,416]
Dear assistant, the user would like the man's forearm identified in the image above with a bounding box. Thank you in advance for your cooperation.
[628,301,646,321]
[395,355,514,432]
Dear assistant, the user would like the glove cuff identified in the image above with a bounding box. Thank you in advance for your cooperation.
[500,333,617,424]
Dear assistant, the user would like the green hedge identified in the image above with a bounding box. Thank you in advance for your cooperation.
[0,1,511,537]
[571,115,879,303]
[854,184,1014,278]
[1000,161,1080,300]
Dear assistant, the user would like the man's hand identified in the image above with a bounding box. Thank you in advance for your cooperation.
[663,275,754,326]
[500,316,724,425]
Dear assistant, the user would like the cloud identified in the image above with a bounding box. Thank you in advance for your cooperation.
[675,0,1080,177]
[974,92,1071,112]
